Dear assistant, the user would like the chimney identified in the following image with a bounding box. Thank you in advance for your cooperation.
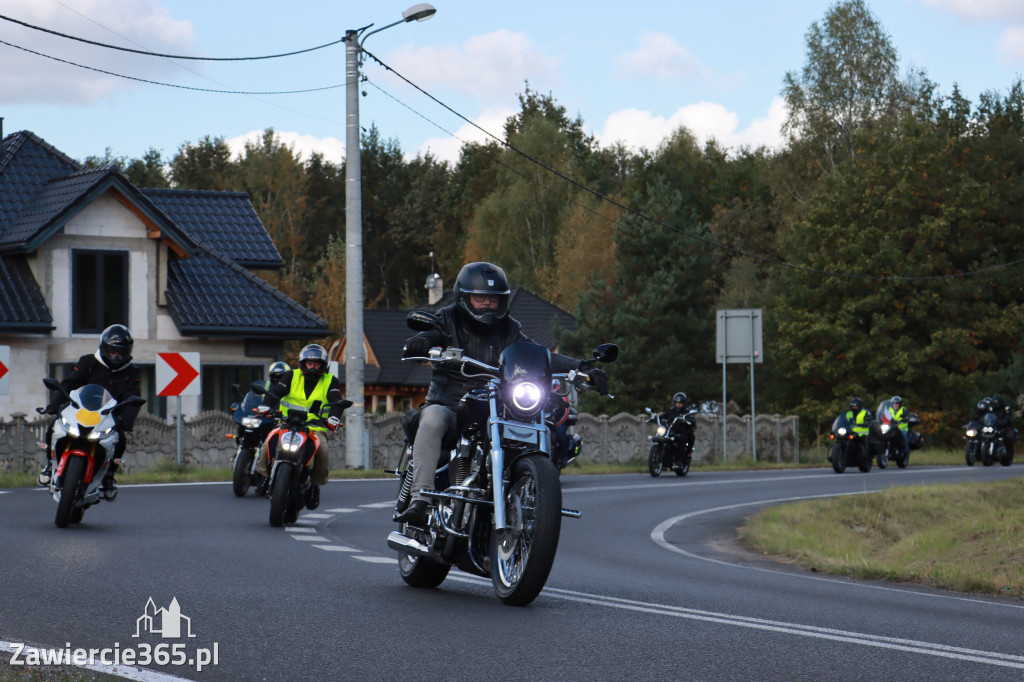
[425,273,443,305]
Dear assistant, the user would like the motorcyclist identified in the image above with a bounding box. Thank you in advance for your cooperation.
[660,391,695,460]
[256,345,344,510]
[36,324,142,498]
[396,261,609,525]
[888,395,910,456]
[844,397,872,455]
[991,394,1015,456]
[969,397,993,423]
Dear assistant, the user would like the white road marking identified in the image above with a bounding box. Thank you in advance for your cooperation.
[290,535,327,542]
[298,513,333,519]
[321,507,359,513]
[285,527,316,533]
[359,501,396,509]
[313,544,360,552]
[354,556,398,564]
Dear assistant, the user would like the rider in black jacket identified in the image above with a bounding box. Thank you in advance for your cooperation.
[37,325,142,496]
[661,391,695,458]
[395,262,609,525]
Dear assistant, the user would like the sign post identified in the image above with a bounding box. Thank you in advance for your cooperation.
[716,310,764,462]
[0,346,10,396]
[156,352,201,469]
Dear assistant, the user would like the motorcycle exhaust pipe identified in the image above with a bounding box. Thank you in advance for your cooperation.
[387,531,431,558]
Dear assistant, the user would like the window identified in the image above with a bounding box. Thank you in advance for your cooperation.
[72,250,128,333]
[202,365,265,413]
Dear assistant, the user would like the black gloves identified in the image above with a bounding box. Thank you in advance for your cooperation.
[37,405,59,416]
[403,335,431,358]
[585,368,609,395]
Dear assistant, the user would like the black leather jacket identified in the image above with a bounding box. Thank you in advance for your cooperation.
[409,304,580,409]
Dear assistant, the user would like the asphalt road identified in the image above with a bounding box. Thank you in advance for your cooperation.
[1,465,1022,681]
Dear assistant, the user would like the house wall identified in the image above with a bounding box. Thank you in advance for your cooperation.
[0,193,275,421]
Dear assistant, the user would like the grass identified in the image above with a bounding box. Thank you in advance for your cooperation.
[740,476,1024,599]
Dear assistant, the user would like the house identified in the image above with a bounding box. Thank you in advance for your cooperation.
[0,130,329,420]
[328,275,578,414]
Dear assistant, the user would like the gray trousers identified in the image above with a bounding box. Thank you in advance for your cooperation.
[410,403,458,504]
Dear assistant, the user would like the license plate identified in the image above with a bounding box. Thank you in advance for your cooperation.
[503,423,539,444]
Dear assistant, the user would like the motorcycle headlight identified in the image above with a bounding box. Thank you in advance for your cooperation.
[965,428,977,438]
[60,415,80,438]
[880,423,891,435]
[510,381,543,414]
[983,426,994,434]
[656,426,667,437]
[837,427,848,437]
[88,425,114,441]
[241,416,262,429]
[280,431,304,453]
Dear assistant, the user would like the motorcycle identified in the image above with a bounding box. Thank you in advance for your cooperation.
[251,382,351,527]
[644,407,696,477]
[227,383,275,497]
[964,419,982,466]
[547,379,582,472]
[388,310,617,605]
[976,411,1014,467]
[39,378,146,528]
[870,400,922,469]
[827,412,872,473]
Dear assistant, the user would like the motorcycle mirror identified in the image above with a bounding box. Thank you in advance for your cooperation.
[407,310,440,332]
[644,407,654,414]
[250,381,268,395]
[592,343,618,363]
[331,399,354,410]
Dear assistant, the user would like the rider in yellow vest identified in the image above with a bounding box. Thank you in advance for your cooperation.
[256,344,345,509]
[889,395,910,455]
[844,397,871,436]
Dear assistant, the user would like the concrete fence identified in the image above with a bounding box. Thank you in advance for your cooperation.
[1,411,799,474]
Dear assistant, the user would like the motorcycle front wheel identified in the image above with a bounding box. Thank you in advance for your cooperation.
[648,444,664,477]
[269,461,294,527]
[491,454,562,606]
[830,442,847,474]
[55,456,85,528]
[877,446,889,469]
[965,442,977,466]
[232,447,254,497]
[982,443,995,467]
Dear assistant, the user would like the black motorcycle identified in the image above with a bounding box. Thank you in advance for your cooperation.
[644,407,696,477]
[228,384,275,497]
[827,412,872,473]
[976,411,1014,467]
[388,311,616,605]
[964,419,982,466]
[870,401,922,469]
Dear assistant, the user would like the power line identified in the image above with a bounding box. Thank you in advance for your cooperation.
[0,12,344,60]
[362,48,1024,283]
[0,38,345,95]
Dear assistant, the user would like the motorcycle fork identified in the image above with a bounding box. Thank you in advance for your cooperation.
[487,385,507,532]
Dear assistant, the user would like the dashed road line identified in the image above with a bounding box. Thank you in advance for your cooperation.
[354,556,398,564]
[312,544,360,552]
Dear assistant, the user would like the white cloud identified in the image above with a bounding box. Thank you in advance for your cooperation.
[916,0,1024,22]
[596,97,787,154]
[386,30,559,99]
[0,0,195,104]
[999,25,1024,63]
[615,31,705,82]
[415,108,515,165]
[225,130,345,164]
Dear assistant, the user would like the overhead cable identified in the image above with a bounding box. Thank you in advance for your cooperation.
[0,12,343,60]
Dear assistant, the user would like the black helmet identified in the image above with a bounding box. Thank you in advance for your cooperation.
[850,397,864,412]
[453,262,511,326]
[298,344,328,378]
[993,394,1006,408]
[99,324,133,370]
[268,361,290,384]
[673,392,687,404]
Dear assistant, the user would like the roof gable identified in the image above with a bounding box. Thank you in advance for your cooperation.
[143,189,282,269]
[0,131,82,232]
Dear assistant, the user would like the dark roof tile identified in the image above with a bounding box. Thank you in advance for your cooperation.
[0,254,53,332]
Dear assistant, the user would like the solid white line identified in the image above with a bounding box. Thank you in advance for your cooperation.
[0,640,191,681]
[649,493,1024,612]
[354,556,398,564]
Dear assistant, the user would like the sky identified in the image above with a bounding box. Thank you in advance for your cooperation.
[2,0,1024,168]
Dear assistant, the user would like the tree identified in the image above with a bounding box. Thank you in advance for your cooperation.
[782,0,907,172]
[123,148,170,189]
[170,136,235,190]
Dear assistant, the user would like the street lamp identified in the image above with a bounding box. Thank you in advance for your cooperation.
[342,4,436,468]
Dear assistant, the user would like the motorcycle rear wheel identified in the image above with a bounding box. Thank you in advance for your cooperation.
[896,450,909,468]
[232,448,254,497]
[999,445,1013,467]
[55,457,85,528]
[491,454,562,606]
[398,529,451,588]
[674,457,690,476]
[648,444,664,477]
[269,461,293,527]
